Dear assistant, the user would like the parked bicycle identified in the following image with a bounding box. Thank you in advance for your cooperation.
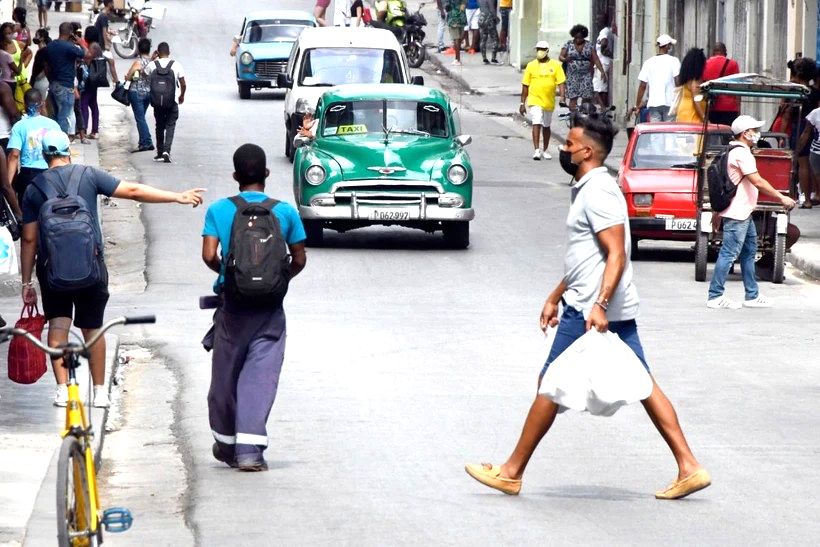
[0,314,155,547]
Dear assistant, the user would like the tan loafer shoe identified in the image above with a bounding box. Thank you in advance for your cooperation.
[655,469,711,500]
[465,463,522,495]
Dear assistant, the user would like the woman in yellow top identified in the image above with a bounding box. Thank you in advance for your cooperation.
[675,48,707,123]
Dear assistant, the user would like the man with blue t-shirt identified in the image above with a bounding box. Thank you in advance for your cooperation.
[202,143,306,472]
[43,22,86,133]
[7,89,60,204]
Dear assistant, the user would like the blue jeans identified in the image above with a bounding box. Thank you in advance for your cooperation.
[539,306,650,378]
[49,82,75,134]
[437,15,446,49]
[129,90,153,148]
[708,216,759,300]
[648,105,670,122]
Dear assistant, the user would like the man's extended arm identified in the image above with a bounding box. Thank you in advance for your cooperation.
[178,76,186,104]
[519,84,528,115]
[20,222,37,304]
[112,180,205,205]
[631,81,647,118]
[540,278,567,332]
[746,172,796,209]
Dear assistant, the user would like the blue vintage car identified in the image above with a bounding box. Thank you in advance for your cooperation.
[234,10,316,99]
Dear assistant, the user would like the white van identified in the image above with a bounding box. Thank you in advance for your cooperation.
[277,26,423,160]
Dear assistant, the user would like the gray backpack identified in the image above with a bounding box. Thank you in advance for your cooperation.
[149,60,176,107]
[33,166,105,291]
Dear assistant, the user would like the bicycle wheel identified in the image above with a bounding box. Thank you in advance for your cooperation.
[57,436,96,547]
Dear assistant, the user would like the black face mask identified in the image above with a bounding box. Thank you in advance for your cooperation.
[559,149,579,178]
[33,38,41,45]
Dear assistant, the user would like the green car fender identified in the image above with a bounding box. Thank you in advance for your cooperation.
[293,148,344,206]
[430,151,473,208]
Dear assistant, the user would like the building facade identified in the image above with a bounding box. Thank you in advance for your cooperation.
[510,0,819,125]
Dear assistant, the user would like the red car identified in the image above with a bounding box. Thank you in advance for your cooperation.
[617,122,731,251]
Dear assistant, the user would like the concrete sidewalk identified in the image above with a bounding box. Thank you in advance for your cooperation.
[421,22,820,281]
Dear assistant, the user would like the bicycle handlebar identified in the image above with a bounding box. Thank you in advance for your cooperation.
[0,315,155,357]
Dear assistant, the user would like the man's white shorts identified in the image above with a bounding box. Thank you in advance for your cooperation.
[593,56,612,93]
[529,105,553,126]
[465,9,480,30]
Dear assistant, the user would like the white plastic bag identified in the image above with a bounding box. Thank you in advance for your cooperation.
[0,227,18,275]
[538,329,652,416]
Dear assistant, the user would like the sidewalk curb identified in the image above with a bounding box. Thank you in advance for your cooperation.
[787,245,820,280]
[425,47,482,96]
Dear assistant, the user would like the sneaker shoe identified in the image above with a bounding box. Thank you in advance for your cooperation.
[153,154,164,162]
[541,150,552,160]
[706,296,742,309]
[237,454,268,472]
[162,152,171,163]
[532,149,541,161]
[490,59,503,65]
[92,386,110,408]
[743,295,774,308]
[468,48,476,55]
[451,60,461,66]
[54,384,68,407]
[483,58,489,64]
[212,443,238,468]
[443,47,456,55]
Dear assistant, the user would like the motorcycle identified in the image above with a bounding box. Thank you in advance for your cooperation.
[371,1,427,68]
[110,0,167,59]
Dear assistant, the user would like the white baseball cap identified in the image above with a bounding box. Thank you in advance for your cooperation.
[656,34,677,46]
[731,115,766,135]
[535,40,550,50]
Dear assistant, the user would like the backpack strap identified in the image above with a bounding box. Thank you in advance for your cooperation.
[154,60,161,70]
[32,171,61,201]
[228,195,248,210]
[65,165,86,197]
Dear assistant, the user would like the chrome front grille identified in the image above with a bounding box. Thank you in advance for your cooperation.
[254,60,288,79]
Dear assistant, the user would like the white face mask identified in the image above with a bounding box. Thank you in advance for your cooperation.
[746,130,761,144]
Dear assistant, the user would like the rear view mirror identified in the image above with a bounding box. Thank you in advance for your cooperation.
[411,75,424,86]
[456,134,472,146]
[277,73,293,89]
[293,135,309,149]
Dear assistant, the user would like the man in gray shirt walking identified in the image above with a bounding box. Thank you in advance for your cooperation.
[465,113,710,500]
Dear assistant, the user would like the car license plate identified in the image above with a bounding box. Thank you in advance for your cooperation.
[665,218,696,231]
[369,209,412,221]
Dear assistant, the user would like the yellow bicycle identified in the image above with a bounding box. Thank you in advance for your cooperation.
[1,314,155,547]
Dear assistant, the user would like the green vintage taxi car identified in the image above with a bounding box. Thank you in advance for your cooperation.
[292,84,474,248]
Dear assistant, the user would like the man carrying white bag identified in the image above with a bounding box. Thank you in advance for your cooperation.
[465,112,710,500]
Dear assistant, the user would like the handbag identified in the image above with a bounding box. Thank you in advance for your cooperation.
[667,85,683,118]
[0,196,20,241]
[7,303,47,384]
[87,58,110,88]
[111,81,130,106]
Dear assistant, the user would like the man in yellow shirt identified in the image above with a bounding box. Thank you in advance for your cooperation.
[519,41,566,160]
[499,0,512,51]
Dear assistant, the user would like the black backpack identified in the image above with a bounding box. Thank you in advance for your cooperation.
[149,60,176,108]
[707,144,744,212]
[223,196,291,308]
[33,166,105,292]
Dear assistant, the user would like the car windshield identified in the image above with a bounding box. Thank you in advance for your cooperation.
[299,48,404,86]
[630,132,730,169]
[243,21,309,43]
[321,100,449,138]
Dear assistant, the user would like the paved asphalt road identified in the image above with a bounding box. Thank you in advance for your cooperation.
[94,1,820,545]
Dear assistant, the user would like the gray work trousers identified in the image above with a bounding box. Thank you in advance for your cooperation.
[207,302,287,457]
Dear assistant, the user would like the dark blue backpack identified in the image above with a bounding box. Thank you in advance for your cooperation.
[33,165,105,291]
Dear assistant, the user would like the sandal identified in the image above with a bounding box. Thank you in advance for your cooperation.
[800,202,812,209]
[465,463,521,495]
[87,133,98,140]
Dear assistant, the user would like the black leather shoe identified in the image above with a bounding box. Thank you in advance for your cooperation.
[237,454,267,472]
[212,443,238,468]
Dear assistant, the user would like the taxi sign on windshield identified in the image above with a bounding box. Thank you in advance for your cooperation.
[337,124,368,134]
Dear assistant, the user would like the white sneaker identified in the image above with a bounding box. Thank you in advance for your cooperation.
[706,296,742,309]
[53,384,68,407]
[541,150,552,160]
[451,59,461,66]
[93,386,110,408]
[532,148,541,160]
[743,295,774,308]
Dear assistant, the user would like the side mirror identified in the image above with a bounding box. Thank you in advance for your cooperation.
[411,75,424,86]
[456,134,472,146]
[277,73,293,89]
[293,135,309,149]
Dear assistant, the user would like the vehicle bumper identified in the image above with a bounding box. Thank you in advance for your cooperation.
[629,217,696,240]
[299,204,475,222]
[236,76,278,87]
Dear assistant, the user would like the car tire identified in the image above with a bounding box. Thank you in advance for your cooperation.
[303,219,324,247]
[772,232,786,284]
[442,221,470,249]
[695,230,708,282]
[238,83,251,100]
[284,127,292,159]
[630,237,640,260]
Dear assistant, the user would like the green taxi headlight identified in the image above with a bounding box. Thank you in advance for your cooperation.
[305,165,326,186]
[447,164,468,185]
[240,52,253,65]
